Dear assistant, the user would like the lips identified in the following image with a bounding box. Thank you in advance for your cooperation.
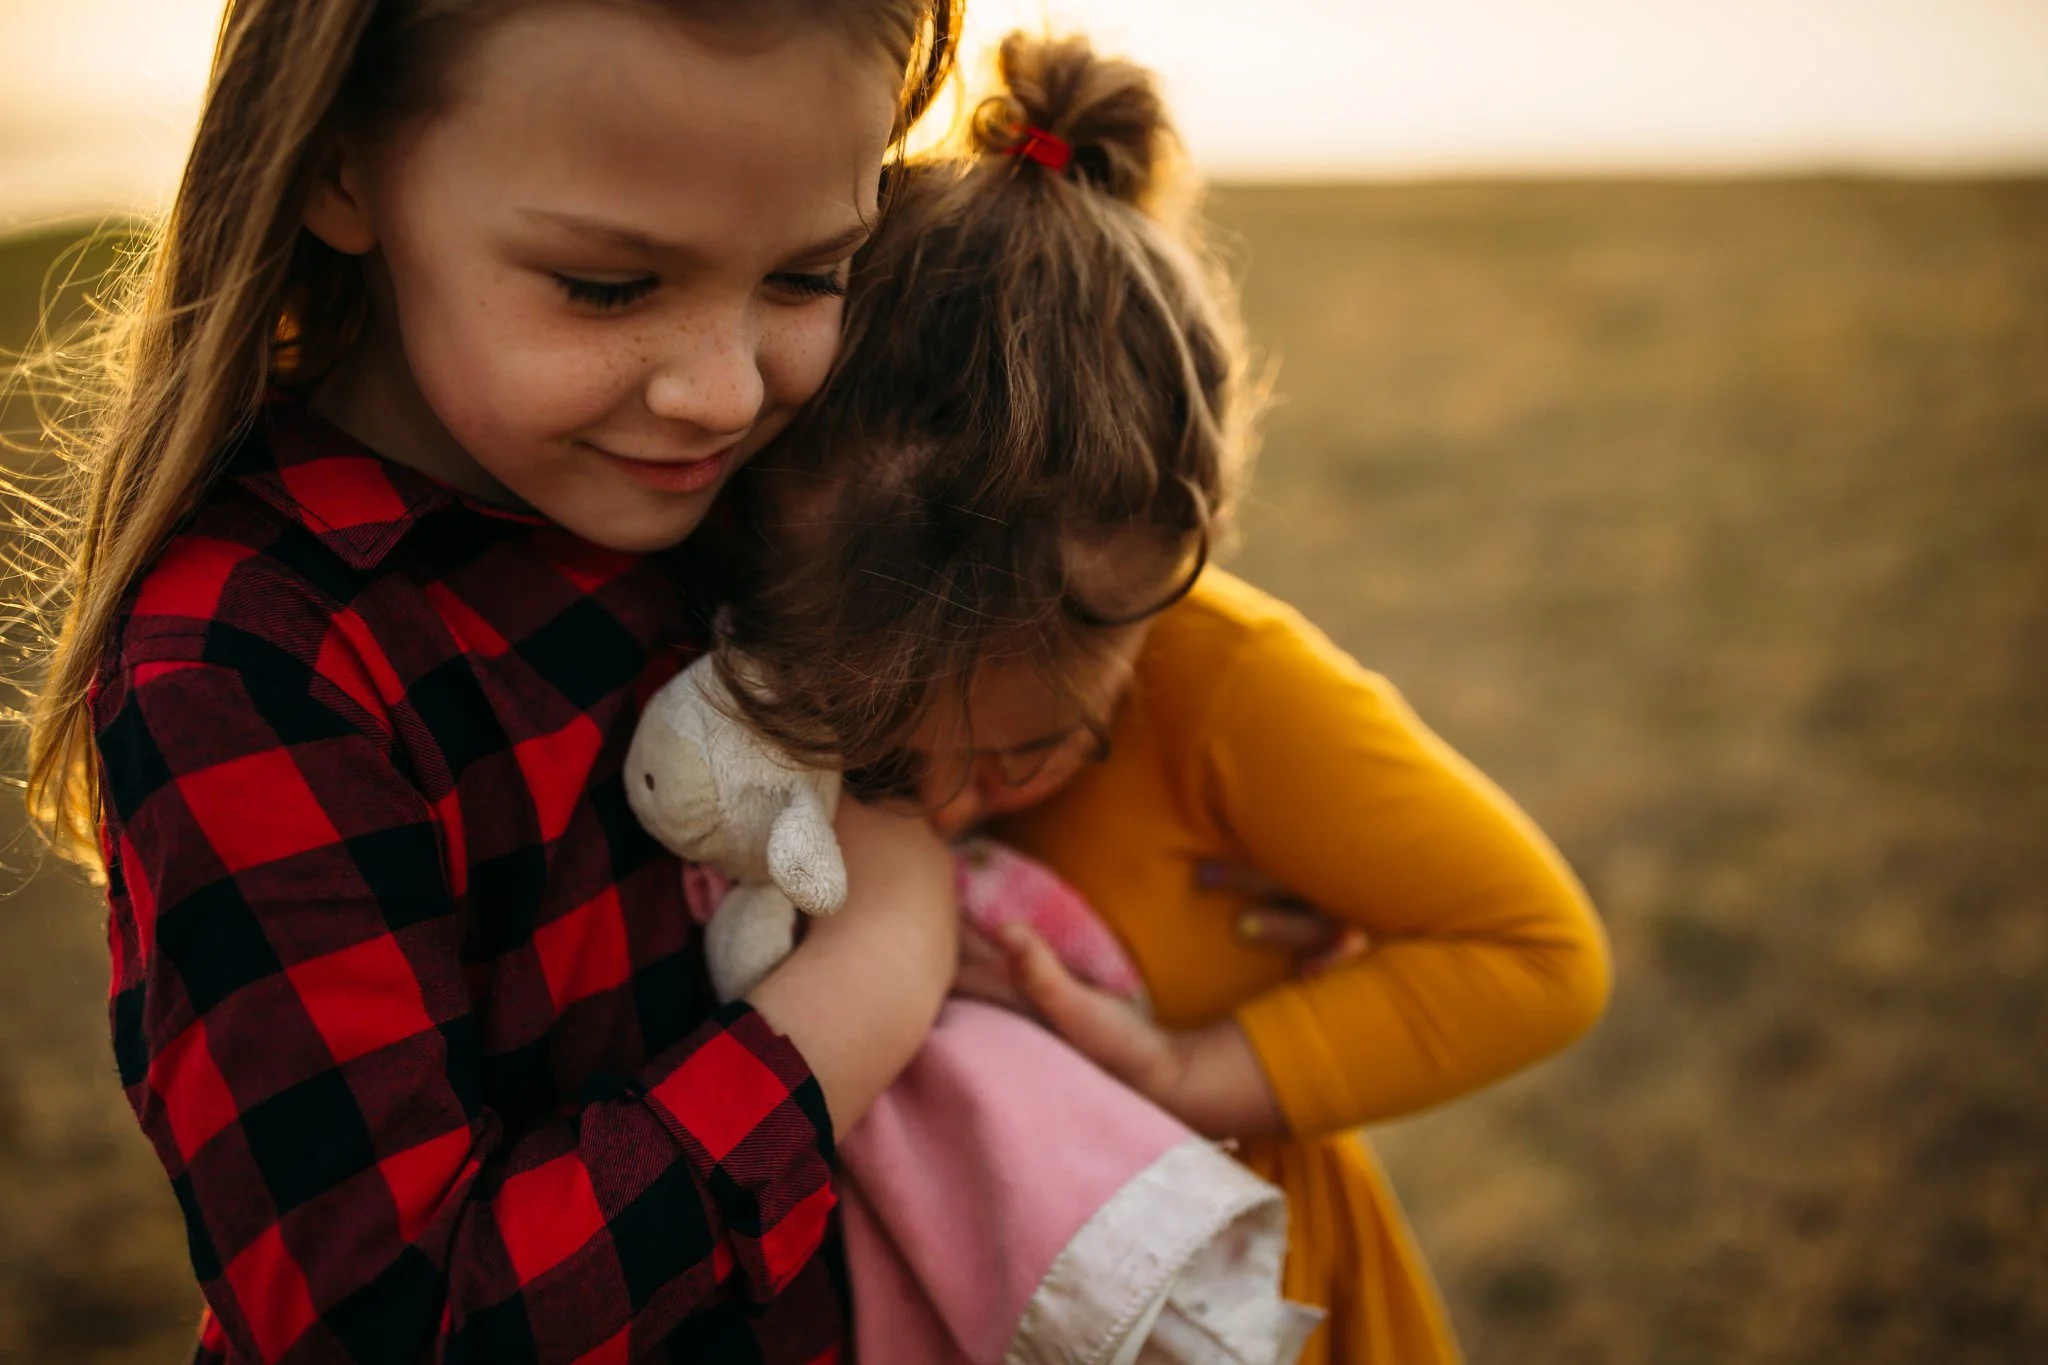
[592,442,733,495]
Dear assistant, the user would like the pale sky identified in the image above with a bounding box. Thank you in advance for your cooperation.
[3,0,2046,227]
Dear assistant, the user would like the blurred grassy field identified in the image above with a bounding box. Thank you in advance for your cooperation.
[4,179,2046,1363]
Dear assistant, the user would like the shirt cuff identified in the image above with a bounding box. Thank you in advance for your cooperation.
[638,1000,837,1304]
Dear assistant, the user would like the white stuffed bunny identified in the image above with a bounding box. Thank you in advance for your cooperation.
[624,654,846,1000]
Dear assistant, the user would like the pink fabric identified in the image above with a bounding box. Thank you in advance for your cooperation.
[837,999,1190,1363]
[684,839,1184,1362]
[953,837,1146,1002]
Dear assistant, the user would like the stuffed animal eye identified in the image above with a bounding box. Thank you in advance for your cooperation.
[643,773,657,791]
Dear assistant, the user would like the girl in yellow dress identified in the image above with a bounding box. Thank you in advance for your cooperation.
[713,31,1612,1364]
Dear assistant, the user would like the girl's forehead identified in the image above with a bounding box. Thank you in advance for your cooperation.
[417,4,899,249]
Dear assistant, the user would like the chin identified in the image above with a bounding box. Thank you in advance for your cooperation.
[568,503,715,554]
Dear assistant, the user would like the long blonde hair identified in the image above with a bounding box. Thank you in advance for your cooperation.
[11,0,962,865]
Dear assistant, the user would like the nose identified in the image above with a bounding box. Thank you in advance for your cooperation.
[928,784,984,840]
[644,302,764,438]
[923,755,1004,838]
[930,754,1036,839]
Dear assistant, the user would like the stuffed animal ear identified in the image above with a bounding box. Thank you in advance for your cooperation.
[766,785,848,915]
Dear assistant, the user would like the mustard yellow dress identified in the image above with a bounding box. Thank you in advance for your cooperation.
[994,571,1612,1365]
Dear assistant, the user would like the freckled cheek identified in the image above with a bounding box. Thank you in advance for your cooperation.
[389,286,519,449]
[502,336,639,432]
[376,215,595,450]
[439,307,639,442]
[759,303,846,410]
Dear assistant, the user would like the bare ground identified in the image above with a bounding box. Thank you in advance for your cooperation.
[4,179,2046,1363]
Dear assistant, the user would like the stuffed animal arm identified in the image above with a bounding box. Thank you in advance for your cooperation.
[624,654,846,1000]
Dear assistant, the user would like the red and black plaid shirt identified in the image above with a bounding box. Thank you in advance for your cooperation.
[92,397,845,1364]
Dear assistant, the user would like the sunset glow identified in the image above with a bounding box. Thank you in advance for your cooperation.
[3,0,2046,226]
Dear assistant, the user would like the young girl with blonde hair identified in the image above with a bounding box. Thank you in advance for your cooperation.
[718,32,1614,1364]
[19,2,968,1360]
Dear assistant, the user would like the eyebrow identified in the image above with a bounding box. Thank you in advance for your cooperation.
[516,208,871,263]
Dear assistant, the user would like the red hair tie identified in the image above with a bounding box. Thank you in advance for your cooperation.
[1006,125,1073,172]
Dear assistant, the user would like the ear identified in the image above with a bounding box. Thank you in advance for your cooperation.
[766,785,848,915]
[302,136,378,256]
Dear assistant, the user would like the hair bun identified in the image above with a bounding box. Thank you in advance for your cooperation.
[969,32,1180,210]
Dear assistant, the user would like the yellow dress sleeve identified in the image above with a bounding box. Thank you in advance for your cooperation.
[1200,605,1613,1138]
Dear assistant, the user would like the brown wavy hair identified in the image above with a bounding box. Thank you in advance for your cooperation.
[710,31,1262,792]
[12,0,963,865]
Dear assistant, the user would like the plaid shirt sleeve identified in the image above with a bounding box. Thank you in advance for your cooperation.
[97,644,838,1363]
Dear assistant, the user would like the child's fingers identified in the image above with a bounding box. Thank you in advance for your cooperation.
[952,953,1031,1012]
[954,921,1031,1011]
[1236,902,1358,954]
[997,924,1082,1018]
[1297,926,1371,977]
[958,920,1008,967]
[998,924,1170,1089]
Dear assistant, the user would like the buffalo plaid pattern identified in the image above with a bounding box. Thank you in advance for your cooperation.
[92,398,845,1364]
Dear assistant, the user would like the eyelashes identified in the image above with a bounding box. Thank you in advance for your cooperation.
[551,270,848,311]
[552,274,657,310]
[770,270,847,300]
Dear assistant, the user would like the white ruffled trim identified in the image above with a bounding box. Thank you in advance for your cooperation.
[1005,1138,1325,1365]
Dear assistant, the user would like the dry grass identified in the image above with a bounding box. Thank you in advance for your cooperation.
[4,179,2046,1362]
[1,220,202,1365]
[1216,179,2048,1365]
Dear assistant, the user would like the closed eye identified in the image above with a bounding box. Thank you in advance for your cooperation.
[769,269,847,302]
[553,273,657,310]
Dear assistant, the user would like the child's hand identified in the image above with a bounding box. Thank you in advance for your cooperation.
[983,922,1182,1101]
[953,921,1033,1013]
[1201,860,1371,977]
[989,923,1288,1139]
